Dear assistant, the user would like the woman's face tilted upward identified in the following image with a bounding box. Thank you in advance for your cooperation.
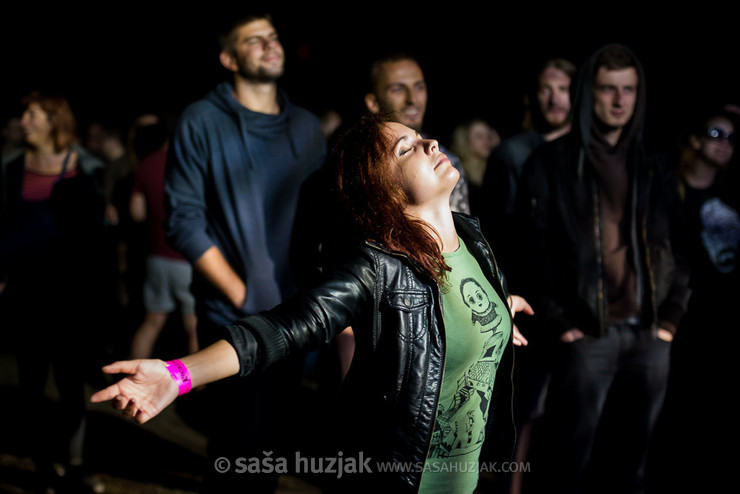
[383,121,459,209]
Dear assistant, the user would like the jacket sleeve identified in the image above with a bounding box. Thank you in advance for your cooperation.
[218,248,376,377]
[164,112,214,262]
[654,156,692,334]
[510,148,574,338]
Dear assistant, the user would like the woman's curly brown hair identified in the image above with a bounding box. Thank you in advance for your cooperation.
[329,112,450,283]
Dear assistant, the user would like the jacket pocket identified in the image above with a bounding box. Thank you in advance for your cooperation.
[383,290,431,341]
[378,289,432,406]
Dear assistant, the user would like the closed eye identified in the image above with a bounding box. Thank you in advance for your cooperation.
[395,131,422,157]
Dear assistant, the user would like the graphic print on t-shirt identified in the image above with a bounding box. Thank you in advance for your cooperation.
[428,276,507,459]
[700,197,740,273]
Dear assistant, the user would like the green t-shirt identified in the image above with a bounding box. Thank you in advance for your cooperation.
[418,237,511,494]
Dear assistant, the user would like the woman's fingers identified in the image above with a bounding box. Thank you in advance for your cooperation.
[123,397,139,418]
[111,394,127,411]
[101,360,139,375]
[513,325,529,346]
[90,361,142,404]
[90,385,122,403]
[507,295,535,317]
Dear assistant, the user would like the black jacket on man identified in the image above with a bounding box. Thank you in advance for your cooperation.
[509,44,691,342]
[511,132,690,340]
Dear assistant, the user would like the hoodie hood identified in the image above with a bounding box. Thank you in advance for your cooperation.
[204,81,299,165]
[570,43,648,161]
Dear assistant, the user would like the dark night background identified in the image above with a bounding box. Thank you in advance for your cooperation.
[3,5,739,151]
[0,5,738,492]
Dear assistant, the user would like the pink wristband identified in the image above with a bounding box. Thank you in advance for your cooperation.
[165,359,192,396]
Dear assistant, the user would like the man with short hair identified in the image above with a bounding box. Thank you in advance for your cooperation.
[165,13,326,493]
[480,57,576,257]
[513,44,690,494]
[364,53,471,214]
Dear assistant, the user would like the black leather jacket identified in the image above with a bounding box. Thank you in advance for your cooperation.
[221,213,515,492]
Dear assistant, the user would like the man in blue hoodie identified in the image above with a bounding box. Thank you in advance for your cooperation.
[164,13,326,493]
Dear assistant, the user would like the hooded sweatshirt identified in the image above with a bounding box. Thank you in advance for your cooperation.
[570,43,649,323]
[512,44,690,338]
[165,81,326,325]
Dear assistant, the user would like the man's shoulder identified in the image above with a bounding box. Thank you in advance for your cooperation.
[276,88,320,122]
[503,129,542,145]
[179,97,223,120]
[528,132,574,161]
[285,103,323,130]
[499,130,545,153]
[76,146,106,174]
[173,97,236,141]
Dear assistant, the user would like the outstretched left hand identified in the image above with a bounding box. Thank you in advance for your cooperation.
[90,359,179,424]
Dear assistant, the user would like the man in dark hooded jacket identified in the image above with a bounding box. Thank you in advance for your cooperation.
[164,12,326,494]
[510,44,690,494]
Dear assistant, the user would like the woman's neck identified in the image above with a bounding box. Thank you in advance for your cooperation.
[406,202,459,253]
[25,144,74,175]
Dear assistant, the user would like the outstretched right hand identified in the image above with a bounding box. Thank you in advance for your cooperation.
[90,359,179,424]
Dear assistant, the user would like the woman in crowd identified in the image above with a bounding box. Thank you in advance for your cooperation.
[91,112,531,494]
[450,117,500,216]
[0,90,108,493]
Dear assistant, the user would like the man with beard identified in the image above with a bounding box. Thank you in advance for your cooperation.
[164,12,326,493]
[480,57,576,265]
[514,44,689,494]
[477,58,577,494]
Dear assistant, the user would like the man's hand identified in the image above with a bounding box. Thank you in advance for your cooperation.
[657,328,673,342]
[195,246,247,308]
[560,328,585,343]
